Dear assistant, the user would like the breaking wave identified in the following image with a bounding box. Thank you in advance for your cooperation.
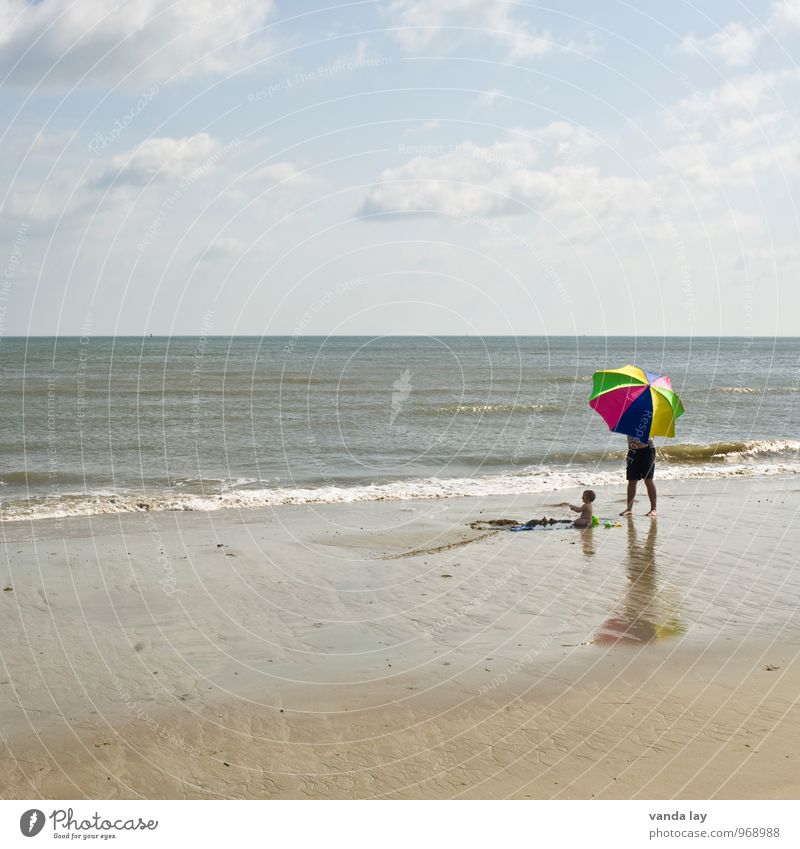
[656,440,800,463]
[427,402,566,415]
[2,446,799,523]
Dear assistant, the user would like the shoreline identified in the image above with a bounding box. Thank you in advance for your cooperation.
[1,451,799,524]
[1,476,799,798]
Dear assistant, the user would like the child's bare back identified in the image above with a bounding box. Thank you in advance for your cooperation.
[525,490,596,529]
[569,489,596,528]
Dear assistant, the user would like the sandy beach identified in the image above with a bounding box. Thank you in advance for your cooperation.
[6,0,800,831]
[1,476,798,799]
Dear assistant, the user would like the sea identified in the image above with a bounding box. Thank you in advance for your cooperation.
[1,336,798,522]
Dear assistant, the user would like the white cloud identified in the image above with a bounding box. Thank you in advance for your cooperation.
[220,160,321,215]
[403,120,441,135]
[723,136,800,183]
[473,89,502,110]
[331,37,373,66]
[3,173,83,222]
[679,21,765,67]
[361,154,523,218]
[771,0,800,28]
[675,71,792,120]
[650,68,800,237]
[93,133,220,188]
[210,236,243,253]
[250,162,317,185]
[528,120,600,161]
[666,70,800,174]
[194,237,244,263]
[361,126,608,219]
[676,0,800,67]
[0,0,274,89]
[383,0,586,60]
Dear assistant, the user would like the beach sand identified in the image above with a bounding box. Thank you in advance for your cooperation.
[1,476,798,799]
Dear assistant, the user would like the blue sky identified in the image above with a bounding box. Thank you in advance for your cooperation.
[1,0,798,335]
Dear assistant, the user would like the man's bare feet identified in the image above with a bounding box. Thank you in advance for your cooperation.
[646,509,657,517]
[620,509,632,516]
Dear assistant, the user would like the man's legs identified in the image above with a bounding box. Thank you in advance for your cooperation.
[621,479,637,515]
[644,478,657,516]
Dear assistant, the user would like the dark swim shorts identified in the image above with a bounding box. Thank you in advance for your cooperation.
[626,445,656,480]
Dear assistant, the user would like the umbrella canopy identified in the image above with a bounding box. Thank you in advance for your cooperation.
[589,365,684,440]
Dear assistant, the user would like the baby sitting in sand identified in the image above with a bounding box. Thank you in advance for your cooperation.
[527,490,596,529]
[566,489,596,528]
[559,489,597,528]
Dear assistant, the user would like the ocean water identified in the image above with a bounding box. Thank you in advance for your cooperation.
[1,336,798,521]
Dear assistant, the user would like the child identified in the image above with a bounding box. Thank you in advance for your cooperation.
[566,490,596,528]
[525,490,596,529]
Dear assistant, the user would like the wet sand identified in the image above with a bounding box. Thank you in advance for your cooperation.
[1,476,798,798]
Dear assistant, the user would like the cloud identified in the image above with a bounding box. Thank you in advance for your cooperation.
[403,119,441,135]
[220,160,321,212]
[653,68,800,205]
[723,137,800,183]
[473,89,502,110]
[771,0,800,28]
[193,237,244,263]
[675,71,794,120]
[331,37,374,66]
[92,133,220,188]
[667,69,800,164]
[0,0,275,89]
[3,173,84,222]
[679,22,765,67]
[383,0,591,60]
[249,162,317,185]
[676,0,800,67]
[361,125,605,219]
[529,120,600,161]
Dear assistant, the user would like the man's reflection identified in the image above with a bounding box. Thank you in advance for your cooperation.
[594,520,684,646]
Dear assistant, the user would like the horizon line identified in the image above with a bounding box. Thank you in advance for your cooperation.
[1,334,797,340]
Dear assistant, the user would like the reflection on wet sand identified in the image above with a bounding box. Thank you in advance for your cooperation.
[581,525,595,558]
[594,520,685,646]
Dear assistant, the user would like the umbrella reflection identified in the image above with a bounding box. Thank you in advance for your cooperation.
[593,520,685,646]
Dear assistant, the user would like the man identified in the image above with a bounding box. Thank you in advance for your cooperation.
[620,434,657,517]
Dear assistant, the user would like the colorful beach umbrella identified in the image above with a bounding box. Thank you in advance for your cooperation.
[588,365,685,441]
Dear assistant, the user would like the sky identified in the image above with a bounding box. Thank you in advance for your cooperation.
[1,0,799,336]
